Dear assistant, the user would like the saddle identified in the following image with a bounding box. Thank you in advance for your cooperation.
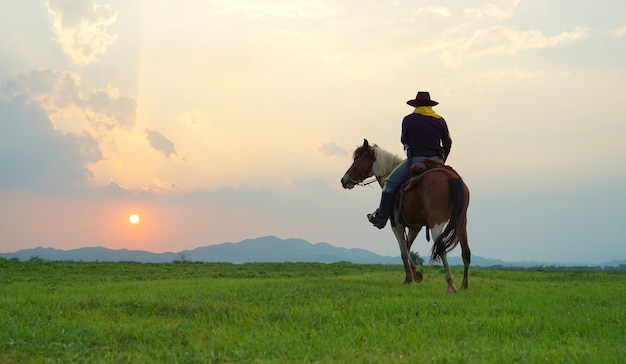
[402,158,450,192]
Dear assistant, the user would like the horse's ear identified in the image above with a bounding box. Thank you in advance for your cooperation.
[363,139,369,148]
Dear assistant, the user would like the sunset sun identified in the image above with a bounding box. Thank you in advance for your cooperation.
[129,214,140,224]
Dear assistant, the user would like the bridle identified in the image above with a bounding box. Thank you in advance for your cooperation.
[346,148,389,187]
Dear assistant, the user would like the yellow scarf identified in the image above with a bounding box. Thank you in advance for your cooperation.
[413,106,442,119]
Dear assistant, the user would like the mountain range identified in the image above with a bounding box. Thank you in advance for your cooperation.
[1,236,624,268]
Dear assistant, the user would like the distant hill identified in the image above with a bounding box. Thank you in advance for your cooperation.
[1,236,624,268]
[0,236,398,265]
[0,246,177,263]
[179,236,399,264]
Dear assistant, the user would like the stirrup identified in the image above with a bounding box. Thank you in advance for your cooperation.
[367,210,387,229]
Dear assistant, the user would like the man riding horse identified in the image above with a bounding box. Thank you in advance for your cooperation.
[367,91,452,229]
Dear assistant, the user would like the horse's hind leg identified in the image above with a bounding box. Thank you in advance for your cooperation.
[460,229,470,289]
[432,223,457,292]
[440,253,458,293]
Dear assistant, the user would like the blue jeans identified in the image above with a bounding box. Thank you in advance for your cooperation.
[383,156,443,193]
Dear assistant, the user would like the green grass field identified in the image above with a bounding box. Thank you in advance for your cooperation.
[1,258,624,363]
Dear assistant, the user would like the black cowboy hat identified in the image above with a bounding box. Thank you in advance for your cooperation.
[406,91,438,107]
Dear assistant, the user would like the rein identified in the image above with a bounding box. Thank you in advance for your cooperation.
[358,176,380,186]
[358,173,390,187]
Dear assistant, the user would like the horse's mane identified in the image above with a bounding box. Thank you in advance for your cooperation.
[372,144,404,173]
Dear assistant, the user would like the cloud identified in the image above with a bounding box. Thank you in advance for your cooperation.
[480,68,545,80]
[212,0,336,20]
[611,26,626,37]
[145,129,178,158]
[8,69,81,108]
[0,97,101,190]
[442,25,589,66]
[47,0,118,64]
[318,141,348,157]
[463,0,521,19]
[10,69,137,132]
[151,177,180,191]
[3,70,147,189]
[94,180,132,197]
[87,89,136,130]
[416,6,451,17]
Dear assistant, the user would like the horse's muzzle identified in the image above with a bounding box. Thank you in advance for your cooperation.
[341,174,356,189]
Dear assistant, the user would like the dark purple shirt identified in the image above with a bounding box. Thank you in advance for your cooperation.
[400,112,451,160]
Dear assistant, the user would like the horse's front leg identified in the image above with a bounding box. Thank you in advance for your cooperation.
[406,227,423,283]
[391,225,414,284]
[440,253,458,293]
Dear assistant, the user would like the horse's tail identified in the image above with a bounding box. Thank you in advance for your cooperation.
[431,177,469,262]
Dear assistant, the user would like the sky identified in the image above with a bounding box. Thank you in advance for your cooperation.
[1,0,625,263]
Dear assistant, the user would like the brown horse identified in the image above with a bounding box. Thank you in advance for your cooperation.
[341,139,471,292]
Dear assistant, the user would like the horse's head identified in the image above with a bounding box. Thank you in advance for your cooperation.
[341,139,376,189]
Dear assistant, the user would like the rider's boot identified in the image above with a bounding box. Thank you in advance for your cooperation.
[367,191,395,229]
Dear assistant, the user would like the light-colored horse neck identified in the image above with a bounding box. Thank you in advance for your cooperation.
[372,145,404,187]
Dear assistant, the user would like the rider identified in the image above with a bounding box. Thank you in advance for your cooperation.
[367,91,452,229]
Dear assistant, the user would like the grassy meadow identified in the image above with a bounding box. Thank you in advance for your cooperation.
[1,258,625,363]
